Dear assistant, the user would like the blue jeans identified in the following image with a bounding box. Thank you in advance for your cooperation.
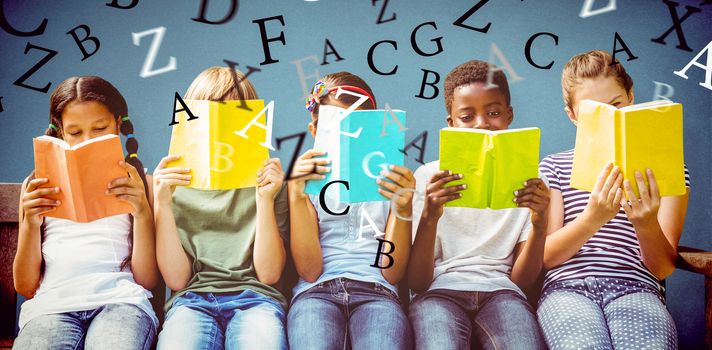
[13,303,155,350]
[409,288,545,350]
[157,289,287,350]
[287,278,412,350]
[538,277,677,349]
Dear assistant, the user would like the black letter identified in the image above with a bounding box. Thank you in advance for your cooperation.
[400,130,428,165]
[524,32,559,70]
[66,24,100,61]
[367,40,398,76]
[170,92,199,126]
[275,131,316,181]
[370,238,395,269]
[0,96,4,113]
[320,180,350,216]
[415,69,440,100]
[0,0,47,37]
[105,0,139,9]
[611,32,638,66]
[191,0,238,25]
[321,38,344,65]
[410,21,443,57]
[221,59,261,111]
[651,0,701,52]
[372,0,396,24]
[252,15,286,65]
[452,0,491,33]
[13,43,57,93]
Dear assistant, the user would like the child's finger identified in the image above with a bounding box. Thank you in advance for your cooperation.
[378,188,394,200]
[429,170,453,184]
[299,149,327,161]
[623,180,638,206]
[108,177,131,189]
[376,178,399,193]
[26,178,49,192]
[592,162,614,193]
[160,179,191,187]
[634,171,650,203]
[646,169,660,199]
[431,173,463,190]
[156,155,181,170]
[27,206,57,216]
[607,174,623,203]
[26,198,60,208]
[387,165,415,181]
[599,166,620,194]
[25,186,59,200]
[119,160,141,179]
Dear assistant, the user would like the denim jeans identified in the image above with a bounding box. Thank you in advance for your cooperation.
[157,289,287,350]
[13,303,155,350]
[538,277,677,350]
[409,288,545,350]
[287,277,412,350]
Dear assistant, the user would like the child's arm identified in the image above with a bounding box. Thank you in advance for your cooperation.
[288,149,331,282]
[376,165,415,284]
[543,163,623,269]
[107,161,158,289]
[407,170,464,294]
[13,177,60,298]
[622,169,688,280]
[153,155,193,291]
[510,178,549,289]
[253,158,287,285]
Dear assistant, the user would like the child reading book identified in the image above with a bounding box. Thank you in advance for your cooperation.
[537,50,690,350]
[154,67,290,350]
[287,72,414,350]
[407,60,548,350]
[13,76,158,349]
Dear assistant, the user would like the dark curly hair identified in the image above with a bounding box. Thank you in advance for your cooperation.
[443,60,511,115]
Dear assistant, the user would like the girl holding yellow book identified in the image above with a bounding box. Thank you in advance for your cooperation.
[13,76,158,349]
[153,67,290,349]
[538,50,691,349]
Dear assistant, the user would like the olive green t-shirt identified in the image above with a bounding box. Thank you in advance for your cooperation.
[166,185,290,310]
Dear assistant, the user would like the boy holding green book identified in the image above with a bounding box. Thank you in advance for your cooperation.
[407,60,548,349]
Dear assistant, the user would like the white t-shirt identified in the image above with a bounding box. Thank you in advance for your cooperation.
[18,214,157,329]
[412,161,534,296]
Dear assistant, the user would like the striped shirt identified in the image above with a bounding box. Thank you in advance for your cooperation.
[539,150,691,292]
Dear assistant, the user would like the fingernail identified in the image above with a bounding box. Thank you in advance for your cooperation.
[458,174,464,179]
[56,200,60,205]
[325,167,331,172]
[105,190,109,195]
[447,170,452,175]
[184,168,190,171]
[389,164,395,170]
[320,175,326,179]
[380,170,388,177]
[523,181,527,186]
[513,198,517,202]
[462,184,467,189]
[55,187,60,191]
[514,190,519,196]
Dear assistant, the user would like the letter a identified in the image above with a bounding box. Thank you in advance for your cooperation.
[234,100,276,150]
[674,41,712,91]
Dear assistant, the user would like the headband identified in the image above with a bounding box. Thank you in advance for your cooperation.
[305,80,376,112]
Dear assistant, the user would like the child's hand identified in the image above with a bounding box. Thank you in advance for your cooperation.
[107,160,150,216]
[422,170,465,221]
[288,149,330,196]
[153,155,191,204]
[514,178,550,231]
[257,158,285,201]
[621,169,661,230]
[582,162,624,227]
[22,178,60,228]
[376,165,416,218]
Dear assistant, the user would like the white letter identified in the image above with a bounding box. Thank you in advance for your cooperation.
[579,0,617,18]
[674,41,712,91]
[234,100,276,150]
[132,26,176,78]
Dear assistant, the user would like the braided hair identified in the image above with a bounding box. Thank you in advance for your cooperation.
[45,76,148,270]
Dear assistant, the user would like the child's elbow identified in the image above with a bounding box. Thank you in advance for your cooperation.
[256,271,282,286]
[298,266,322,283]
[14,281,38,299]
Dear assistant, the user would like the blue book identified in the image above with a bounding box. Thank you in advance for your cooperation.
[305,105,406,203]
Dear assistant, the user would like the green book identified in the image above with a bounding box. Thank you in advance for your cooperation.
[439,127,540,209]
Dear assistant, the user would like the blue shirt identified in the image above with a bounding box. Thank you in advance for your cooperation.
[292,195,397,299]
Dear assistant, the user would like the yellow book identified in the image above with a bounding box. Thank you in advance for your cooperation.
[440,127,540,209]
[168,100,269,190]
[571,99,685,197]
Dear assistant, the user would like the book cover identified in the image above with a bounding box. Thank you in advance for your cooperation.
[570,99,685,197]
[33,134,133,222]
[305,105,406,203]
[167,99,269,190]
[440,127,540,209]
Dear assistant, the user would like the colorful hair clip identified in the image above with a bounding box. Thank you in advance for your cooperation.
[48,123,58,131]
[121,115,130,121]
[125,133,134,139]
[129,153,138,158]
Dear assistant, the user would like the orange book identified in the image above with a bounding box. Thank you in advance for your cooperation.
[33,134,133,222]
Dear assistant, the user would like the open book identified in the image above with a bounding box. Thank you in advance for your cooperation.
[33,134,132,222]
[570,99,686,197]
[305,105,406,203]
[168,100,269,190]
[439,127,540,209]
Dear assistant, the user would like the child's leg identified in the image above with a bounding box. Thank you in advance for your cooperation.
[408,289,472,350]
[13,313,85,350]
[288,282,347,350]
[472,290,545,350]
[157,292,225,350]
[537,280,612,349]
[223,290,287,350]
[604,289,677,349]
[84,303,156,350]
[347,282,411,350]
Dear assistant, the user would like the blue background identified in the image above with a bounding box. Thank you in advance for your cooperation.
[1,0,710,347]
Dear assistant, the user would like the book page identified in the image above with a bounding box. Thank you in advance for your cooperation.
[33,137,77,221]
[167,99,212,189]
[491,128,540,209]
[440,128,491,209]
[570,100,617,192]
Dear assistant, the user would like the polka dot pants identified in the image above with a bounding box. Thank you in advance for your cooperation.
[537,277,677,350]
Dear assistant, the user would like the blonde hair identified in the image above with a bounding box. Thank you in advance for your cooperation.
[561,50,633,113]
[185,66,258,101]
